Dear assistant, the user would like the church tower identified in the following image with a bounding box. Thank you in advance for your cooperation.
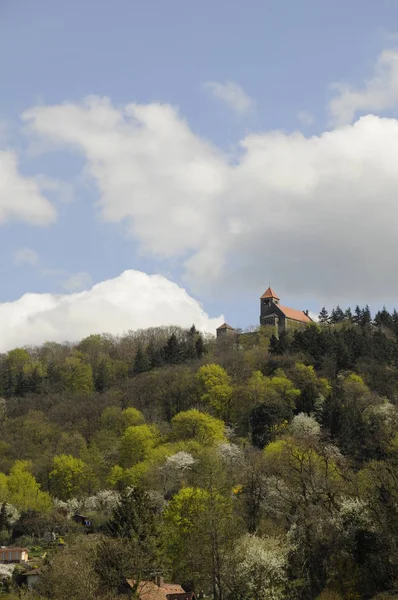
[260,287,280,325]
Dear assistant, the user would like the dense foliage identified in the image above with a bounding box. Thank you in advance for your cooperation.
[2,309,398,598]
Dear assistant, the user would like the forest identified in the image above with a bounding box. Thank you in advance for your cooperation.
[0,305,398,599]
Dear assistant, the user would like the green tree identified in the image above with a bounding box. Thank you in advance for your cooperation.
[171,409,226,445]
[49,454,91,500]
[196,364,234,420]
[318,307,330,324]
[119,424,159,468]
[7,460,52,512]
[106,487,163,575]
[164,484,236,598]
[163,333,182,364]
[60,355,94,392]
[133,347,150,375]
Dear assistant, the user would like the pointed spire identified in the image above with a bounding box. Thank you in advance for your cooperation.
[260,287,280,300]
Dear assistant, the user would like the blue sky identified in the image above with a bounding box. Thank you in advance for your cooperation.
[1,0,398,348]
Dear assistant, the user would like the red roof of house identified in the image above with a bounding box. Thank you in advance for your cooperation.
[260,287,280,300]
[216,322,235,330]
[126,580,195,600]
[278,305,312,323]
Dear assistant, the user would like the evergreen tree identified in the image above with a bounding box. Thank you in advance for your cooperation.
[269,332,289,355]
[353,305,363,325]
[318,307,330,324]
[0,503,9,531]
[361,305,372,327]
[133,347,150,375]
[184,325,198,360]
[374,307,392,329]
[3,369,13,398]
[94,359,114,392]
[46,361,62,392]
[330,305,345,323]
[106,487,162,572]
[163,334,182,364]
[146,342,164,369]
[345,307,353,322]
[14,369,29,397]
[195,333,206,358]
[27,366,44,394]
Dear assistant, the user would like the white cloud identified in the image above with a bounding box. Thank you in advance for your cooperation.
[0,151,56,225]
[329,49,398,125]
[21,95,398,307]
[204,80,255,115]
[297,110,314,126]
[13,247,39,266]
[0,270,222,352]
[61,271,92,291]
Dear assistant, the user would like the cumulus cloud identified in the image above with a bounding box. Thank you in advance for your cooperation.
[22,95,398,307]
[13,247,39,266]
[61,271,92,292]
[0,270,222,352]
[204,80,255,115]
[0,151,56,225]
[329,49,398,125]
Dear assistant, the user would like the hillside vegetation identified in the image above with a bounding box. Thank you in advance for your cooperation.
[1,307,398,599]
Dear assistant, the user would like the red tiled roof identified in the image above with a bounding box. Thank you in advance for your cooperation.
[278,305,312,323]
[126,580,194,600]
[162,585,186,594]
[216,322,235,330]
[260,287,280,300]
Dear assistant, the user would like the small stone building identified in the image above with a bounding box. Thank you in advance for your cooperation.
[216,322,236,339]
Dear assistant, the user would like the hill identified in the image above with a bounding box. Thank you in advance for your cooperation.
[1,306,398,598]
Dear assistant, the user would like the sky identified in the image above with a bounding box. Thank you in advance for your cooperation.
[1,0,398,349]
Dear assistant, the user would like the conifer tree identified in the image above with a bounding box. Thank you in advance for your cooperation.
[0,503,9,531]
[318,307,329,324]
[163,333,182,364]
[133,347,150,375]
[195,333,206,358]
[353,305,363,325]
[146,341,164,369]
[361,305,372,327]
[330,305,345,323]
[106,487,163,573]
[184,325,198,360]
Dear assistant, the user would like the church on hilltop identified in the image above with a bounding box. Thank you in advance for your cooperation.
[217,286,312,338]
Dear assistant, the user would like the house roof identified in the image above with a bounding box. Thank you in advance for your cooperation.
[278,305,312,323]
[260,287,280,300]
[126,580,195,600]
[216,322,235,331]
[0,548,28,552]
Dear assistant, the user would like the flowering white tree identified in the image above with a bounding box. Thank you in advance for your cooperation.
[290,413,320,442]
[53,497,83,515]
[4,504,20,525]
[160,451,196,495]
[0,563,15,581]
[218,442,243,465]
[234,534,291,600]
[84,490,120,513]
[164,451,196,473]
